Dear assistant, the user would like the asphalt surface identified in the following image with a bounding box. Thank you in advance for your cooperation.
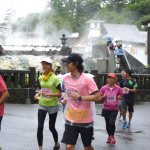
[0,103,150,150]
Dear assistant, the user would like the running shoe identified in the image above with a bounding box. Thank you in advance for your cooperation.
[106,136,111,143]
[111,135,116,144]
[126,122,131,128]
[122,121,127,128]
[53,144,60,150]
[118,115,122,121]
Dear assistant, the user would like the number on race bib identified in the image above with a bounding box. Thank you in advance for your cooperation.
[67,89,79,102]
[107,95,116,102]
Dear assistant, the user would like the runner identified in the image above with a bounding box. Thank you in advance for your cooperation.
[100,73,123,144]
[0,75,9,131]
[119,69,137,128]
[61,53,101,150]
[117,71,126,120]
[34,58,61,150]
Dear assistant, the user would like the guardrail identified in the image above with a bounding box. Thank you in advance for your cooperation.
[107,46,111,56]
[122,48,131,70]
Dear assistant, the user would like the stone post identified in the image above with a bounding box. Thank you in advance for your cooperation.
[91,70,100,89]
[108,54,115,73]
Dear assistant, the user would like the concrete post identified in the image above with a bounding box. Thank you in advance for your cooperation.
[91,70,100,89]
[108,54,115,73]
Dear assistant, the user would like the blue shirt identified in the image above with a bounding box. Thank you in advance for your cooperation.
[119,78,137,100]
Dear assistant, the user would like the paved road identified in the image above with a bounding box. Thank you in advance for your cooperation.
[0,103,150,150]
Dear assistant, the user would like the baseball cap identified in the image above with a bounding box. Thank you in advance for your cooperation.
[62,53,84,64]
[41,58,53,64]
[107,73,116,79]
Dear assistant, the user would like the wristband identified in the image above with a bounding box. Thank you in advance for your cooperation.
[78,96,82,102]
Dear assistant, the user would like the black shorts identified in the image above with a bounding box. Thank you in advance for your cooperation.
[121,99,134,112]
[61,124,93,147]
[110,47,114,50]
[101,109,118,119]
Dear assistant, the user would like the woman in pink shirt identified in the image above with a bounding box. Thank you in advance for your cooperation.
[100,73,123,144]
[0,75,9,131]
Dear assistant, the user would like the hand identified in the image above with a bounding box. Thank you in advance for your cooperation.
[117,95,122,100]
[103,93,107,98]
[34,94,39,101]
[70,92,80,101]
[61,99,67,106]
[124,87,129,91]
[42,92,48,97]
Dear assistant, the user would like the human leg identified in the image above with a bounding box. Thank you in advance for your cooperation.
[37,109,47,149]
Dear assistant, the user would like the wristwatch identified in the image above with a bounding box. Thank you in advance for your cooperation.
[78,96,82,102]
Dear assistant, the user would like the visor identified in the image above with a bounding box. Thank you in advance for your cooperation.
[107,73,116,79]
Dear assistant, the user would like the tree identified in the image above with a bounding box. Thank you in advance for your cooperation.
[4,8,16,25]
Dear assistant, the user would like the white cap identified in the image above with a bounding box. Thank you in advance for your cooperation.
[41,58,53,64]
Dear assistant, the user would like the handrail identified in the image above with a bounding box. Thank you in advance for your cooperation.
[107,46,111,56]
[0,69,30,73]
[122,48,131,70]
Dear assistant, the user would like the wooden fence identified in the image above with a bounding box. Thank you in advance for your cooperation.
[0,67,36,103]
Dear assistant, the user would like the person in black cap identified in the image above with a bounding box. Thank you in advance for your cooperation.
[61,53,101,150]
[55,66,62,75]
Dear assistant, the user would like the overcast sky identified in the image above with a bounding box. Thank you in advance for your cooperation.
[0,0,48,23]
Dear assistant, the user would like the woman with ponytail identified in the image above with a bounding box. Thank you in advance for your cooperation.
[34,58,61,150]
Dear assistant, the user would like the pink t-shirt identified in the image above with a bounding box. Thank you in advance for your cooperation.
[100,84,123,111]
[0,76,7,116]
[63,73,98,124]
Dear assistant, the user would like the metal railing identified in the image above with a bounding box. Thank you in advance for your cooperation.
[122,48,131,70]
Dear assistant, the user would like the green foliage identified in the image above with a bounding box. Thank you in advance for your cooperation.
[18,57,29,70]
[5,83,21,89]
[11,0,150,36]
[147,64,150,68]
[99,40,107,45]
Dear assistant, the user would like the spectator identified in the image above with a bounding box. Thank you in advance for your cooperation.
[55,66,62,75]
[109,42,114,53]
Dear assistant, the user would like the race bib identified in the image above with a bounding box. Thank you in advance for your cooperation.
[107,95,116,103]
[122,88,129,94]
[41,88,51,98]
[67,89,80,102]
[66,108,88,122]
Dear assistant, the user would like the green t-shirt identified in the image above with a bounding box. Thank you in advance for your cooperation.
[39,74,60,106]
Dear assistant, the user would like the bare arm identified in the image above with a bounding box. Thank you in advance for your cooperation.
[70,92,102,102]
[0,90,9,105]
[124,87,137,93]
[82,92,102,102]
[129,88,137,93]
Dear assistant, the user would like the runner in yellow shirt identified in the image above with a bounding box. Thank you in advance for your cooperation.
[34,58,61,150]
